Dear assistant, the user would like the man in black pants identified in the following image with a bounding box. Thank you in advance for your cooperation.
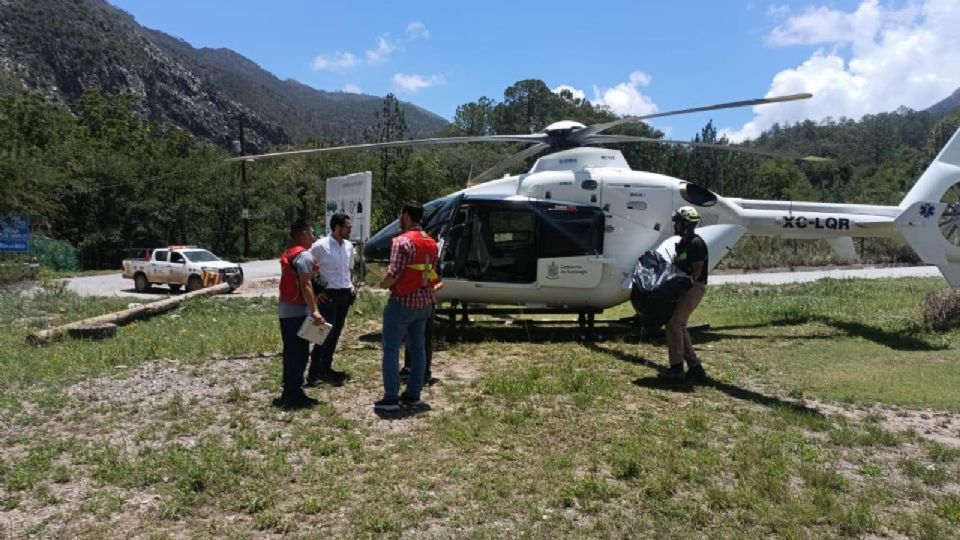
[305,213,356,386]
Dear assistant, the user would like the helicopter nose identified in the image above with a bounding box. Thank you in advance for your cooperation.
[362,219,401,263]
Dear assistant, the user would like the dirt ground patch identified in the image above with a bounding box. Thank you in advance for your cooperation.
[805,398,960,448]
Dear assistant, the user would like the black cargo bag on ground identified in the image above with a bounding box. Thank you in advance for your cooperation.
[629,250,692,328]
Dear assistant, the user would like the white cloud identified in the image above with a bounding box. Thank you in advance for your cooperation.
[312,21,429,71]
[724,0,960,142]
[342,84,362,94]
[366,35,397,64]
[406,21,430,40]
[552,84,585,101]
[591,71,658,116]
[392,73,446,92]
[767,4,792,19]
[311,51,357,71]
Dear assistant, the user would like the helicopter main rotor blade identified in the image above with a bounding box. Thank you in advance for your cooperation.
[573,93,813,143]
[228,134,550,162]
[589,135,831,162]
[467,143,551,186]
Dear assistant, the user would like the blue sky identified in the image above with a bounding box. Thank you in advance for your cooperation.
[111,0,959,141]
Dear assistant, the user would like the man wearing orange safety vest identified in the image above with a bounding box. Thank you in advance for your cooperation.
[276,220,326,409]
[374,202,440,412]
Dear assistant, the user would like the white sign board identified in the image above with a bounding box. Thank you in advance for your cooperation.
[325,171,373,242]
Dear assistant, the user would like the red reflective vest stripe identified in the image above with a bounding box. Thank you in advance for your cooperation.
[279,246,310,305]
[390,230,439,297]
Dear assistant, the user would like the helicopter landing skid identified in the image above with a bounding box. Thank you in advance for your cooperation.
[438,301,605,342]
[614,315,711,334]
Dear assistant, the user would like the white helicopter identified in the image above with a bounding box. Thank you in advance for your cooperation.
[236,93,960,330]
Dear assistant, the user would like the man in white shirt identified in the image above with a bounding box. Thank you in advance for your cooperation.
[305,213,356,386]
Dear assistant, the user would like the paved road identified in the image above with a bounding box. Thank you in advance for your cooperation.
[65,260,279,299]
[63,260,945,299]
[710,265,942,285]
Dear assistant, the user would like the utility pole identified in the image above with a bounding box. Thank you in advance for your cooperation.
[238,117,250,257]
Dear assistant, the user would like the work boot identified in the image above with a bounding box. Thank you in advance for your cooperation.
[686,364,707,383]
[319,369,348,386]
[272,392,319,410]
[657,365,686,383]
[322,368,348,381]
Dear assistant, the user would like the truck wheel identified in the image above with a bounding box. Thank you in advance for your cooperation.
[134,273,151,293]
[169,284,182,293]
[186,275,203,292]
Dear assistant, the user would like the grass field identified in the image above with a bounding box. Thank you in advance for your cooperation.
[2,278,960,538]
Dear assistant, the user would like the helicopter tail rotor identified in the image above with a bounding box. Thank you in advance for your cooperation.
[894,126,960,286]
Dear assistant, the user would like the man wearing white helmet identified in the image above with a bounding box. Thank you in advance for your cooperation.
[660,206,708,383]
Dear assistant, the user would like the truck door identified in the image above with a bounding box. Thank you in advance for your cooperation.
[168,251,187,284]
[151,249,170,282]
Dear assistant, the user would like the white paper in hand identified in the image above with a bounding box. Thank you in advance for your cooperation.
[297,317,332,344]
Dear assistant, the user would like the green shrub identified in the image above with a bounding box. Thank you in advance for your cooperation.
[922,288,960,331]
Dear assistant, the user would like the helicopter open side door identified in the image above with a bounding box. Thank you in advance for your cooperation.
[438,197,606,288]
[534,203,607,289]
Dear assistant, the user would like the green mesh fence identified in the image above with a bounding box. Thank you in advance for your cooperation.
[31,235,80,271]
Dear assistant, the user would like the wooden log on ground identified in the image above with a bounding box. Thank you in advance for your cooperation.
[27,282,231,346]
[67,323,118,340]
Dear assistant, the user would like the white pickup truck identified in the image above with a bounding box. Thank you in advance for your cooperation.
[122,246,243,293]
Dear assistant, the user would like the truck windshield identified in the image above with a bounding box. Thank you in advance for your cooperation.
[183,250,220,263]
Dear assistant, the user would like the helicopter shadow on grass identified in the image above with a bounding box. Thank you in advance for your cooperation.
[582,342,824,416]
[708,316,945,352]
[358,318,650,345]
[356,317,811,345]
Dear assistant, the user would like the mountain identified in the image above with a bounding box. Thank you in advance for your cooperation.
[926,86,960,117]
[0,0,448,152]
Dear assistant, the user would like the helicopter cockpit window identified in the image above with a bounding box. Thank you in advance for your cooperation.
[538,205,604,258]
[680,182,718,207]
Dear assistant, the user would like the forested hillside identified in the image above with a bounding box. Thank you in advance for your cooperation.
[1,74,959,271]
[0,0,447,152]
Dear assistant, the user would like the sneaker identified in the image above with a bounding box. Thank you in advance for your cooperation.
[657,365,686,383]
[374,398,400,412]
[399,394,426,409]
[686,364,707,382]
[399,366,411,383]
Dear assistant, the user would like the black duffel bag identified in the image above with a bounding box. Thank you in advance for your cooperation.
[629,250,692,328]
